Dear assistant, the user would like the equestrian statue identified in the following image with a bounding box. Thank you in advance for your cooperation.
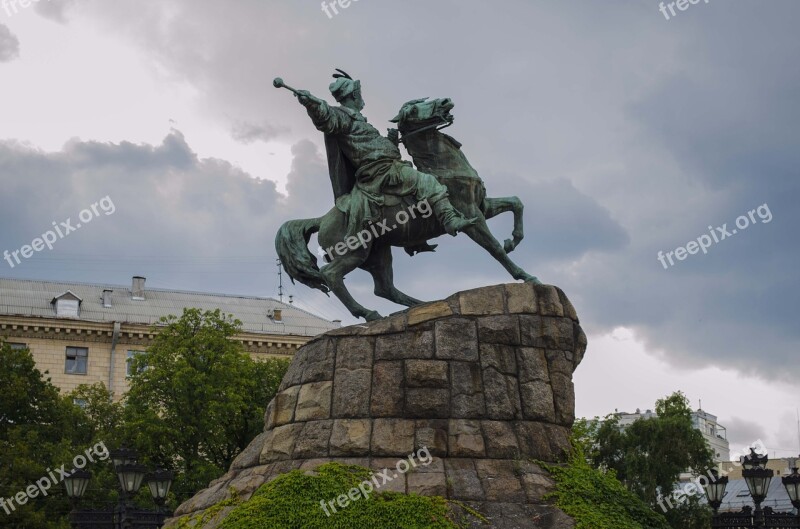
[274,70,540,321]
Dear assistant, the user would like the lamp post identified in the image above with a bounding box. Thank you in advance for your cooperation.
[742,448,774,529]
[146,469,175,512]
[782,460,800,521]
[63,447,174,529]
[706,450,800,529]
[64,469,92,528]
[704,468,729,516]
[115,463,148,529]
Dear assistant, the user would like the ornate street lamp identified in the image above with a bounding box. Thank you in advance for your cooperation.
[63,469,92,504]
[63,469,92,529]
[146,469,175,510]
[115,463,147,496]
[742,448,774,528]
[63,451,173,529]
[704,468,729,515]
[782,461,800,519]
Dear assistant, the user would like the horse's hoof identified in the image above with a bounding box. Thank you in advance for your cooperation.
[364,310,383,322]
[524,276,543,285]
[504,239,516,253]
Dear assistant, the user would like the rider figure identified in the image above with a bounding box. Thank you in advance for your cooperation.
[295,70,477,237]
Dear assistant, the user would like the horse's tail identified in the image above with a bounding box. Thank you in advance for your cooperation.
[275,217,330,294]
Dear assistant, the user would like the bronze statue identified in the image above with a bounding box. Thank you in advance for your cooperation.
[275,71,540,321]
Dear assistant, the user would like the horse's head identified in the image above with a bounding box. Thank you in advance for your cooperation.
[391,97,455,134]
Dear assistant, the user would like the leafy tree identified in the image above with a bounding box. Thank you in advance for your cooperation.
[662,494,712,529]
[68,383,124,444]
[0,341,83,529]
[571,417,601,461]
[64,384,127,511]
[123,309,289,503]
[589,391,714,529]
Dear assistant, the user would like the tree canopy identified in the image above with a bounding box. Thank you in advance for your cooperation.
[0,309,289,526]
[0,341,82,528]
[123,308,290,502]
[578,391,714,529]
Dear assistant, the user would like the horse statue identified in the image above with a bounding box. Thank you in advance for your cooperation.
[275,97,540,321]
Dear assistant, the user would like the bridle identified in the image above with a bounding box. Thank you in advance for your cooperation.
[398,115,453,144]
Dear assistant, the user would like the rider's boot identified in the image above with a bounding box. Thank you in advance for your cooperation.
[432,198,479,236]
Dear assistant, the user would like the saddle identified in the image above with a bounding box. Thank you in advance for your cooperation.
[328,191,438,262]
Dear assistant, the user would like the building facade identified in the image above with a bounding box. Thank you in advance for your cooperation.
[719,457,799,480]
[0,276,339,397]
[692,409,730,462]
[615,407,730,462]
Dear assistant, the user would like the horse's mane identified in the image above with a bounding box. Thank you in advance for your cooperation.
[403,127,480,181]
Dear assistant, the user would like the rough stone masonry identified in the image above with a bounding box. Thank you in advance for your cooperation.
[166,283,586,528]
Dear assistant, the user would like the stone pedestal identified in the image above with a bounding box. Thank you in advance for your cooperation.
[167,283,586,528]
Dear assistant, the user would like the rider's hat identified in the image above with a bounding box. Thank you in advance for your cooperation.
[329,69,361,102]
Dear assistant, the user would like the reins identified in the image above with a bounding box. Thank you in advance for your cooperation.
[398,116,452,144]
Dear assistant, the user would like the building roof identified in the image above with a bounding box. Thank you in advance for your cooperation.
[672,477,796,513]
[713,478,795,513]
[0,277,338,337]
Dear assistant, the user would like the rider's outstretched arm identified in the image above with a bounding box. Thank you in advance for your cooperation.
[296,90,349,135]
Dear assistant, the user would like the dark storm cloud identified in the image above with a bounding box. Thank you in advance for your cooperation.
[283,139,336,218]
[0,23,19,62]
[4,0,800,383]
[0,133,282,296]
[725,417,768,450]
[34,0,77,23]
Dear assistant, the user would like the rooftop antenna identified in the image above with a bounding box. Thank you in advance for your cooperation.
[276,259,284,303]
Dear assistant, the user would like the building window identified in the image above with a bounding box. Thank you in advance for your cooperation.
[65,347,88,374]
[126,350,145,377]
[73,398,87,409]
[7,342,27,350]
[57,299,79,317]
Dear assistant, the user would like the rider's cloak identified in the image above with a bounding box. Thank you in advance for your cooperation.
[324,134,357,200]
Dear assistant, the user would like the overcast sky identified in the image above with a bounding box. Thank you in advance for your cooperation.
[1,1,798,460]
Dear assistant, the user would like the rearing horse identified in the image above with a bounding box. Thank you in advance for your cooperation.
[275,97,540,321]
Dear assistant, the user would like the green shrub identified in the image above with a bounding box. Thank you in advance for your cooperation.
[544,446,671,529]
[177,462,483,529]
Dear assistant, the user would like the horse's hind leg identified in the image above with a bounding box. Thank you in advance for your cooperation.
[463,218,541,284]
[361,243,425,308]
[321,251,382,321]
[482,196,524,253]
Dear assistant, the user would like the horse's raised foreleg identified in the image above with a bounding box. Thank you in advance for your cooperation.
[361,243,425,308]
[482,196,524,253]
[463,217,541,284]
[320,251,382,321]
